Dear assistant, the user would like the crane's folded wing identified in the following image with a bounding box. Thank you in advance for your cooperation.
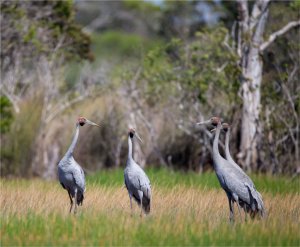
[71,165,85,192]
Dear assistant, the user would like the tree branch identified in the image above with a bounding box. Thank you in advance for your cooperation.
[237,0,249,24]
[260,20,300,51]
[250,0,270,30]
[44,94,88,124]
[236,0,249,57]
[252,8,269,45]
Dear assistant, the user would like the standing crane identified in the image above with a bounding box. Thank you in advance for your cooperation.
[58,117,99,214]
[124,128,151,217]
[197,117,260,222]
[221,123,265,218]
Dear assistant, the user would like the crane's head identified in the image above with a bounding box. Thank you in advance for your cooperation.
[196,116,221,127]
[222,123,230,132]
[77,117,100,127]
[128,128,143,143]
[211,122,230,133]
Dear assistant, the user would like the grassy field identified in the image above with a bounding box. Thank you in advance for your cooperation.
[1,169,299,246]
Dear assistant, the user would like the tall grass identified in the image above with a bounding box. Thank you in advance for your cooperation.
[88,167,300,195]
[1,172,299,246]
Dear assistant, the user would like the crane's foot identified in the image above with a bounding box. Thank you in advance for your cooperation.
[69,202,74,213]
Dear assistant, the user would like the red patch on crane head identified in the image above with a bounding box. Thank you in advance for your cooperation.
[222,123,230,132]
[128,128,136,138]
[210,117,221,126]
[78,117,86,126]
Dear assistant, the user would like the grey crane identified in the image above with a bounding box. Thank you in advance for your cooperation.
[58,117,99,214]
[212,123,265,218]
[221,123,265,218]
[197,117,262,222]
[124,128,151,217]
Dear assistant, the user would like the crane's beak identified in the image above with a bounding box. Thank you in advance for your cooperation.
[135,132,143,143]
[196,120,211,125]
[210,128,216,133]
[86,119,100,127]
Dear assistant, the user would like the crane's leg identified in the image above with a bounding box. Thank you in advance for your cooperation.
[232,194,242,221]
[243,204,248,222]
[74,189,78,215]
[227,195,234,223]
[128,193,133,217]
[137,190,144,218]
[68,191,74,213]
[236,203,243,221]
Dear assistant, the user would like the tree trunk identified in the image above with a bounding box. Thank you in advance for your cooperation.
[237,0,269,171]
[239,47,263,171]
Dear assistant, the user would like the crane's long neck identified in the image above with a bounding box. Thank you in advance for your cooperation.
[212,122,223,168]
[66,123,80,157]
[225,129,234,163]
[127,136,133,162]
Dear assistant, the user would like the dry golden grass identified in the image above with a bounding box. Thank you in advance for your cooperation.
[1,179,300,246]
[1,180,299,219]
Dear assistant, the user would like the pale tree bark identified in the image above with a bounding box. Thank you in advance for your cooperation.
[236,0,300,171]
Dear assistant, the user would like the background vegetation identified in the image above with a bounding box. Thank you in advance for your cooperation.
[1,0,299,177]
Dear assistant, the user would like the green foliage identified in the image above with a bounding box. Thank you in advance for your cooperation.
[91,31,162,59]
[289,0,300,11]
[141,26,240,106]
[47,1,93,62]
[0,96,13,134]
[53,0,73,19]
[124,0,161,12]
[1,0,92,71]
[2,211,299,246]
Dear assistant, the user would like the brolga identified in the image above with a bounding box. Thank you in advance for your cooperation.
[220,123,265,218]
[124,128,151,217]
[197,117,262,222]
[58,117,99,214]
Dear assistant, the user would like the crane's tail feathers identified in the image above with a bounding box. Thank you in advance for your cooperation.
[76,191,84,206]
[245,183,265,219]
[132,193,141,204]
[142,196,151,214]
[256,191,266,217]
[132,193,151,214]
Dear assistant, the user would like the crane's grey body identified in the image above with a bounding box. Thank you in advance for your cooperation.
[58,155,85,201]
[223,127,265,217]
[197,117,262,222]
[124,131,151,216]
[213,122,249,221]
[58,123,85,214]
[211,126,247,220]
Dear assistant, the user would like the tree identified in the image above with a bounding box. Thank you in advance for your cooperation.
[0,0,94,176]
[231,0,300,171]
[0,0,92,113]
